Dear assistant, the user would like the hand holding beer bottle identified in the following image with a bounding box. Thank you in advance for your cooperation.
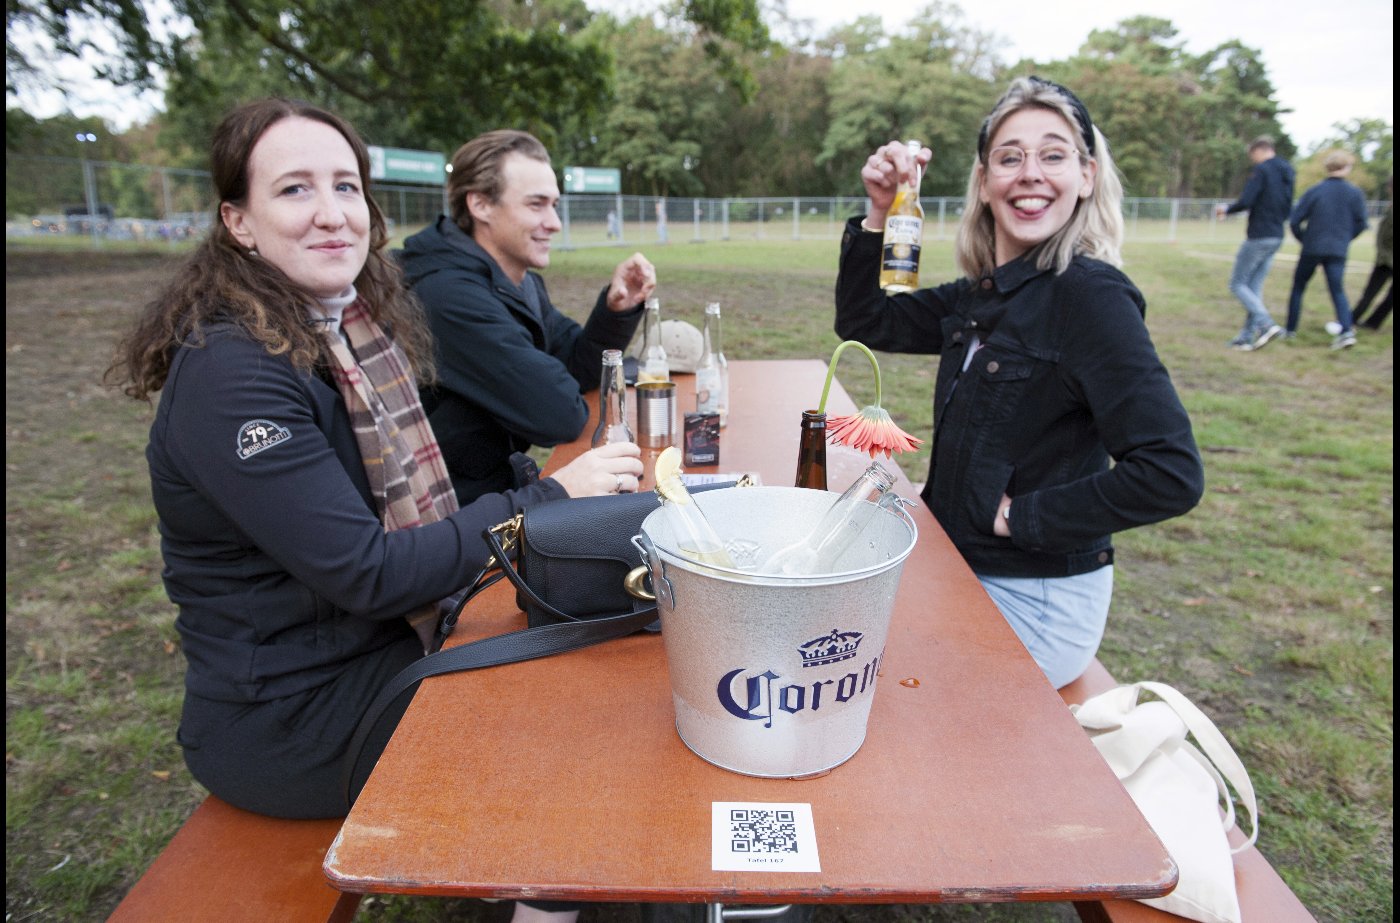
[859,140,932,293]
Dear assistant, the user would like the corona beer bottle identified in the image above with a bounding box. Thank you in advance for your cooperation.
[879,139,925,293]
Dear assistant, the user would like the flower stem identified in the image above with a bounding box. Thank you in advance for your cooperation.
[818,340,882,413]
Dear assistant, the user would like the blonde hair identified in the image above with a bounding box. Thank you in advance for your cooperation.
[955,77,1125,278]
[1323,149,1355,174]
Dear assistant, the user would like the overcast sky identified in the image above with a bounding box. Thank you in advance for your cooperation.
[8,0,1393,153]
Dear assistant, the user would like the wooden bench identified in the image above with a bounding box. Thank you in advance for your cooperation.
[107,794,360,923]
[1059,660,1317,923]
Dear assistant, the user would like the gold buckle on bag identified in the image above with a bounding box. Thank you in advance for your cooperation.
[489,513,524,558]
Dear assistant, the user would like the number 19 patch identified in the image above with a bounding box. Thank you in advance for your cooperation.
[237,419,292,460]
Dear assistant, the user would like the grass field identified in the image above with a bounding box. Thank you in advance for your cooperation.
[4,234,1392,922]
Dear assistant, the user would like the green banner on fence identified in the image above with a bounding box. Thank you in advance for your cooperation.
[563,166,621,194]
[368,146,446,185]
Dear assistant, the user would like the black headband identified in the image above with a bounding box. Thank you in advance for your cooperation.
[977,76,1096,158]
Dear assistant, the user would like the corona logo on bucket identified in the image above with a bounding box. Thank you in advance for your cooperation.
[716,629,883,730]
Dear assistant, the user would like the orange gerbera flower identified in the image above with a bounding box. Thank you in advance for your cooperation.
[817,341,924,458]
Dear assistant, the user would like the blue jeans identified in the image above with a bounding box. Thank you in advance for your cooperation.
[978,567,1114,689]
[1287,254,1353,332]
[1229,237,1283,331]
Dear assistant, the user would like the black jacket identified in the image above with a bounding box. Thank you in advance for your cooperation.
[399,217,643,503]
[835,219,1204,578]
[1225,156,1296,240]
[148,324,567,704]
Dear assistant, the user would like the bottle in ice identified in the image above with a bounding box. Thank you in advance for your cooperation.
[694,301,729,427]
[793,410,828,490]
[760,462,897,575]
[880,139,925,293]
[591,349,634,448]
[653,446,736,568]
[638,297,670,383]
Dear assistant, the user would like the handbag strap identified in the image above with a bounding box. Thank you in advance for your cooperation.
[341,525,659,807]
[1132,681,1260,853]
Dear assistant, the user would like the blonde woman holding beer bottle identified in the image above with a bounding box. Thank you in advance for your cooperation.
[834,77,1204,689]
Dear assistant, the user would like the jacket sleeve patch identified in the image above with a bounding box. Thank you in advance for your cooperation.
[236,419,293,459]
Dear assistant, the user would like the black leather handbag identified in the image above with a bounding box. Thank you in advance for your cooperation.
[515,485,729,628]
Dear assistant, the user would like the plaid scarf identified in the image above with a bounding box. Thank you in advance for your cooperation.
[323,298,458,650]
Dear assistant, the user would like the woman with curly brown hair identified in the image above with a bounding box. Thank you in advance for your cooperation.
[109,99,640,846]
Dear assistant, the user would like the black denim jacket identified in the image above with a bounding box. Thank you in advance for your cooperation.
[835,218,1204,578]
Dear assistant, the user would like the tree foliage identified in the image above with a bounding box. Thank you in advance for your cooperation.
[6,2,1391,202]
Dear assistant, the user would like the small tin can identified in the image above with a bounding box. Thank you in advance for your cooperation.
[683,412,720,466]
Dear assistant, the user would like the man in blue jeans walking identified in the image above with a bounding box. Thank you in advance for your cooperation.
[1216,137,1295,351]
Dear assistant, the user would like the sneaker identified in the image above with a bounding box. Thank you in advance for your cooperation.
[1279,330,1297,342]
[1325,321,1344,336]
[1227,329,1254,350]
[1331,329,1357,350]
[1250,324,1283,350]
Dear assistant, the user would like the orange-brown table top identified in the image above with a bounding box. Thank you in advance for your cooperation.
[325,360,1175,904]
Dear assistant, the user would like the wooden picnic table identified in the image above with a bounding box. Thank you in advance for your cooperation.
[324,359,1176,905]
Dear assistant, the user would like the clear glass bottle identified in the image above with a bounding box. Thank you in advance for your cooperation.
[591,349,634,447]
[880,139,925,293]
[654,449,736,568]
[694,301,729,426]
[793,410,828,490]
[760,462,897,575]
[638,297,670,383]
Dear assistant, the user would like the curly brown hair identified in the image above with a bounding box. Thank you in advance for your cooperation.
[109,98,434,401]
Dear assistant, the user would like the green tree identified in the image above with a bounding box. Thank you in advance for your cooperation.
[818,4,1001,197]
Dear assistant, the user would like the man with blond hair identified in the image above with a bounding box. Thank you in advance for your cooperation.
[1285,149,1369,349]
[400,130,656,503]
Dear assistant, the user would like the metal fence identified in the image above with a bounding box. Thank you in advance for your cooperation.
[5,155,1390,249]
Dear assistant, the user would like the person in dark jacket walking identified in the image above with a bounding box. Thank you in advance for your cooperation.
[400,130,656,505]
[834,77,1204,689]
[107,98,642,876]
[1215,137,1295,351]
[1352,175,1392,331]
[1285,150,1370,348]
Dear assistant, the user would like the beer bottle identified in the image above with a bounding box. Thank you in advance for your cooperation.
[694,301,729,427]
[638,297,670,383]
[879,139,925,293]
[591,349,634,448]
[761,462,897,575]
[793,410,828,491]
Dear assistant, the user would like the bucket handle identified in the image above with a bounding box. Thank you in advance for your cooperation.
[631,533,675,609]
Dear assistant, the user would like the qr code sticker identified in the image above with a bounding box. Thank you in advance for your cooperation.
[729,808,798,854]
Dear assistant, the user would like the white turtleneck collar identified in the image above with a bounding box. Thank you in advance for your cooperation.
[310,286,358,339]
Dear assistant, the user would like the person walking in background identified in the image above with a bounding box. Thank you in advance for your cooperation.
[1215,137,1295,351]
[1285,150,1369,349]
[655,199,668,244]
[1352,175,1392,331]
[834,77,1204,689]
[106,97,641,882]
[399,130,655,505]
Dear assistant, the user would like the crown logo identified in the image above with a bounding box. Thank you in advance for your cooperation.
[798,628,864,668]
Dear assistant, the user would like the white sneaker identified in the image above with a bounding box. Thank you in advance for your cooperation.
[1325,321,1344,335]
[1331,329,1358,350]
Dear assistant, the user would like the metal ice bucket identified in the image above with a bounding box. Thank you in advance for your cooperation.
[633,486,917,778]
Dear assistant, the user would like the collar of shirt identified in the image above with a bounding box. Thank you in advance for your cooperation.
[310,286,358,340]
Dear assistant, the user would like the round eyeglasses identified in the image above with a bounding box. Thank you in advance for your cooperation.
[985,145,1080,177]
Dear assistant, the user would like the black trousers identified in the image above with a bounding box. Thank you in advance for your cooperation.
[179,634,423,819]
[1353,263,1393,329]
